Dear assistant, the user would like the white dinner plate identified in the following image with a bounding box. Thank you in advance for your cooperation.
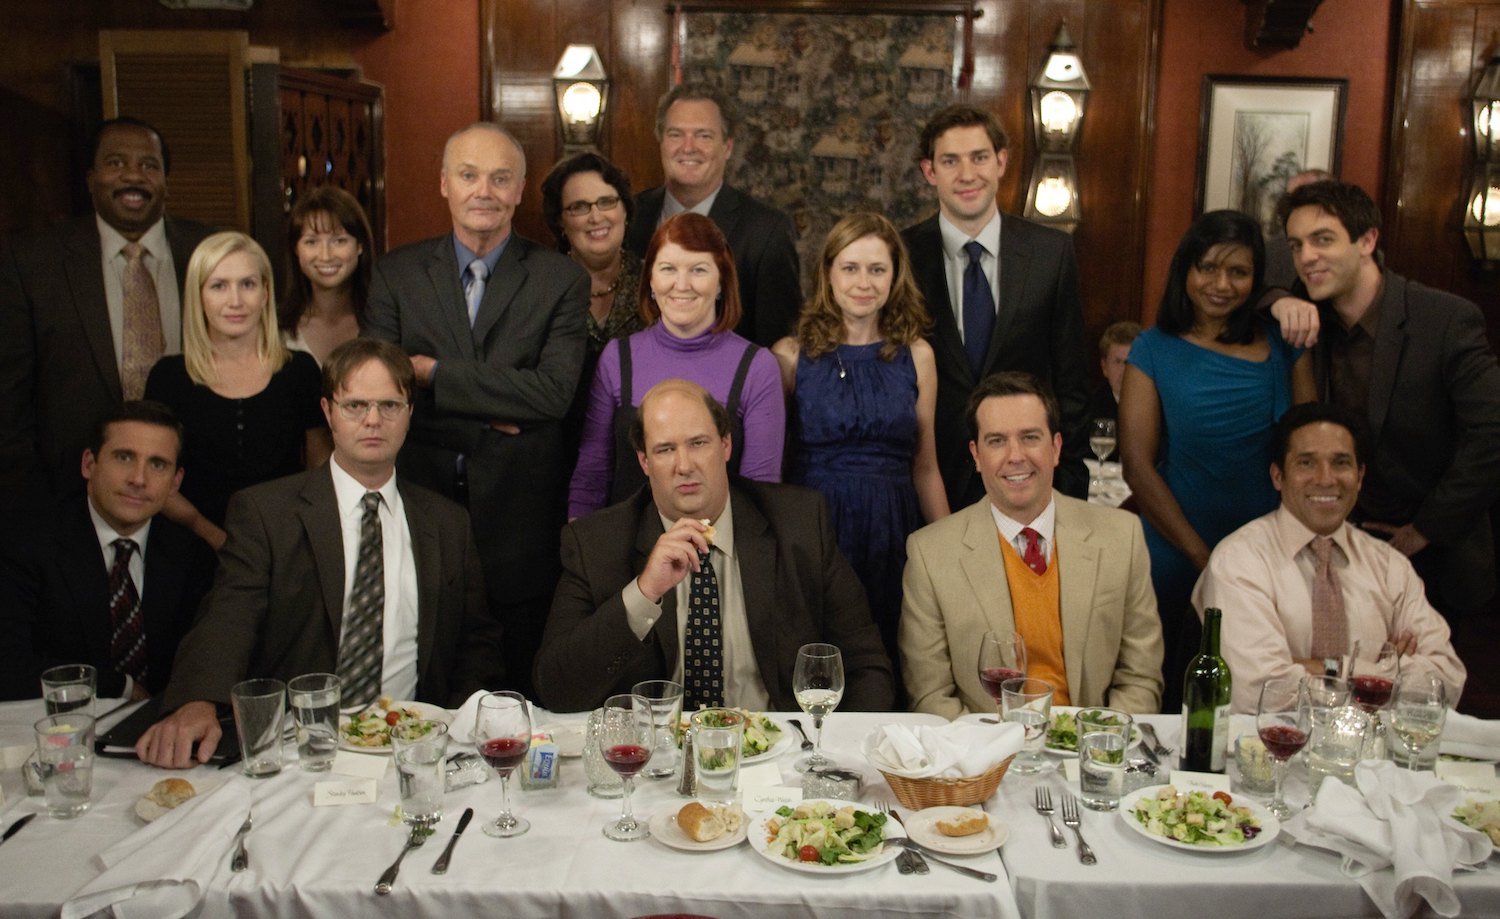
[751,799,906,875]
[903,806,1008,855]
[1119,785,1281,854]
[134,777,223,823]
[743,717,795,764]
[649,809,749,852]
[337,701,453,755]
[537,722,585,758]
[1043,707,1140,757]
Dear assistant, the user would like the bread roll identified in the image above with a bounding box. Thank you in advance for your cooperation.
[677,802,726,842]
[145,778,197,810]
[699,519,716,544]
[935,811,988,837]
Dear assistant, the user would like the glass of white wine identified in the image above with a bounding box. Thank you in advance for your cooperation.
[1089,418,1117,491]
[1389,673,1446,771]
[792,642,844,773]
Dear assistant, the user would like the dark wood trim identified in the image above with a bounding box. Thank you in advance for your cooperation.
[664,1,977,13]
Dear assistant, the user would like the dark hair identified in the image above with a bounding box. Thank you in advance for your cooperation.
[964,371,1060,441]
[627,379,732,454]
[91,400,183,461]
[539,152,636,255]
[280,186,374,331]
[655,82,737,141]
[1275,180,1381,243]
[322,338,415,402]
[1271,402,1368,470]
[917,104,1008,163]
[1155,209,1265,345]
[91,117,170,174]
[1098,320,1142,358]
[639,213,742,334]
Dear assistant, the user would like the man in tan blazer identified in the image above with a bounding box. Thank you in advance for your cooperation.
[900,372,1163,718]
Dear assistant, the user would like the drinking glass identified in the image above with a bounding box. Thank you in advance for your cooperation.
[599,693,654,841]
[287,673,340,772]
[34,713,95,818]
[1076,706,1132,810]
[1346,639,1400,759]
[631,679,684,779]
[1089,418,1118,488]
[1389,673,1447,771]
[1306,704,1370,788]
[40,665,96,717]
[976,630,1028,720]
[1304,674,1350,719]
[1000,677,1052,775]
[230,678,286,778]
[475,691,532,838]
[1256,678,1311,819]
[792,643,844,773]
[392,721,448,827]
[690,708,745,805]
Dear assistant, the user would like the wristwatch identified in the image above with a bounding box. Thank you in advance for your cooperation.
[1323,658,1340,677]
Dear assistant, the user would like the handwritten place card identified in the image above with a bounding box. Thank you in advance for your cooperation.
[331,750,387,779]
[313,778,378,806]
[1168,769,1232,793]
[1437,761,1500,793]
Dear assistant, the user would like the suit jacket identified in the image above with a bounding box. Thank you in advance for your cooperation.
[160,464,502,709]
[899,494,1163,718]
[902,214,1090,508]
[0,215,213,511]
[534,481,895,713]
[0,496,215,700]
[624,183,801,347]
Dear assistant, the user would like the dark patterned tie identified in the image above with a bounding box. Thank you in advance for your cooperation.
[1019,527,1048,575]
[1309,536,1349,659]
[108,538,147,685]
[962,240,997,376]
[683,549,724,710]
[337,492,385,709]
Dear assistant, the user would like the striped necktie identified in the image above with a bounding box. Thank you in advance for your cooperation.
[337,492,385,709]
[108,538,148,685]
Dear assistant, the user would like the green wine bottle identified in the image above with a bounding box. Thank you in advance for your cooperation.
[1180,608,1231,772]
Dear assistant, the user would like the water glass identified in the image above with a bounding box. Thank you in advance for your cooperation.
[582,707,623,799]
[231,678,287,778]
[1389,673,1446,771]
[1306,704,1370,788]
[392,721,448,827]
[287,673,341,772]
[34,713,95,818]
[1000,677,1052,774]
[632,679,684,779]
[41,665,96,717]
[1077,708,1133,811]
[689,708,745,806]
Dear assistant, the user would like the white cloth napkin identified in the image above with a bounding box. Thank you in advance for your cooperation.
[1281,760,1492,919]
[61,780,253,919]
[446,692,550,745]
[1439,711,1500,760]
[862,720,1023,779]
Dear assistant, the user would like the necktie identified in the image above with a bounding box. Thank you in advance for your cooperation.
[464,258,488,326]
[683,549,724,710]
[108,538,148,685]
[962,240,996,376]
[338,492,385,709]
[120,242,164,400]
[1018,527,1048,576]
[1309,536,1349,659]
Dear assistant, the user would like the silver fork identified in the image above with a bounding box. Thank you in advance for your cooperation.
[375,826,433,895]
[1033,786,1066,848]
[1059,794,1097,865]
[229,813,253,872]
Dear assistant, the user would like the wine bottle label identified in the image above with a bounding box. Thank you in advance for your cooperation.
[1211,703,1229,772]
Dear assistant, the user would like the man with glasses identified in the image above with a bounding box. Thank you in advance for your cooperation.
[137,339,503,768]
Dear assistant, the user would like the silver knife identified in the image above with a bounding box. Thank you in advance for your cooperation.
[0,814,36,845]
[430,807,474,874]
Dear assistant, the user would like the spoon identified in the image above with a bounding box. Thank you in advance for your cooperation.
[787,718,815,750]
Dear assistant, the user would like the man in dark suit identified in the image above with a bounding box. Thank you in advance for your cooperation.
[364,123,587,699]
[535,379,894,713]
[136,340,502,768]
[623,83,801,347]
[0,117,213,513]
[902,105,1090,509]
[0,400,214,701]
[1276,180,1500,619]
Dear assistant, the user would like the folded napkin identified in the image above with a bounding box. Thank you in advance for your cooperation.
[1281,760,1492,919]
[61,779,252,919]
[445,691,547,745]
[1439,710,1500,760]
[862,720,1023,779]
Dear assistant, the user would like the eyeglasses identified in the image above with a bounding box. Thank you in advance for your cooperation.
[332,399,410,421]
[562,195,622,217]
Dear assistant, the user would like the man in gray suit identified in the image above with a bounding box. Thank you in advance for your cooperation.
[365,123,588,698]
[0,117,213,513]
[137,339,501,768]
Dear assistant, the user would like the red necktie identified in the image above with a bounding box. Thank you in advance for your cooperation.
[1019,527,1048,575]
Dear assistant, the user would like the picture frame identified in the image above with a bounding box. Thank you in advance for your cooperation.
[1195,76,1347,231]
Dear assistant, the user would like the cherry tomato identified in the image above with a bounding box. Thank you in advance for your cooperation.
[1212,791,1233,805]
[798,845,819,862]
[385,711,401,726]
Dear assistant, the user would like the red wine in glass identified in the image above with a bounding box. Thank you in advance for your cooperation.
[604,743,651,778]
[1258,724,1309,760]
[480,736,528,775]
[979,667,1025,701]
[1350,675,1393,712]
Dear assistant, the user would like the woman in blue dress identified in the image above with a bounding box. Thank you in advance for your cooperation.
[772,213,949,697]
[1119,210,1315,711]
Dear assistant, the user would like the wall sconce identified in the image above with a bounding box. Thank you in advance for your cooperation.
[1465,52,1500,263]
[553,45,609,153]
[1024,23,1090,233]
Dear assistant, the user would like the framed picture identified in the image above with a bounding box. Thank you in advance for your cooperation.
[1195,76,1347,231]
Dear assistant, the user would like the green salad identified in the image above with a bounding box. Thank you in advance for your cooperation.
[765,801,887,866]
[679,708,783,757]
[1132,786,1262,847]
[1045,710,1127,752]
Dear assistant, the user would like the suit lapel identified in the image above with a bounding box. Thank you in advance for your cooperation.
[708,185,744,241]
[297,466,347,637]
[64,225,122,402]
[472,238,526,345]
[912,219,970,380]
[61,501,114,665]
[401,482,442,692]
[426,239,477,357]
[958,503,1015,636]
[625,188,665,255]
[1366,270,1405,443]
[731,491,781,704]
[1054,498,1100,705]
[989,222,1028,374]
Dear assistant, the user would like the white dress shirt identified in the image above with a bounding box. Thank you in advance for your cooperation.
[96,216,183,362]
[937,211,1002,345]
[989,496,1057,565]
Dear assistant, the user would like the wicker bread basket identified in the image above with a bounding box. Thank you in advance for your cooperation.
[879,754,1015,809]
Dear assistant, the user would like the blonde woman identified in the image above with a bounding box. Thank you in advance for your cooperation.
[146,232,332,548]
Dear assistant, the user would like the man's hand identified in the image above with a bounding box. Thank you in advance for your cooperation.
[1361,521,1429,557]
[488,421,521,435]
[135,700,221,768]
[1269,296,1321,349]
[410,354,438,388]
[635,518,713,603]
[1389,628,1418,657]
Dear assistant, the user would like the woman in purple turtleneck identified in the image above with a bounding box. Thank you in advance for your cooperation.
[567,213,785,519]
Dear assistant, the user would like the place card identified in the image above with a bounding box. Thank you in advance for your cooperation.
[1437,761,1500,793]
[744,785,803,813]
[739,762,785,790]
[1062,758,1080,784]
[0,745,31,770]
[313,778,378,806]
[331,750,388,779]
[1168,769,1232,793]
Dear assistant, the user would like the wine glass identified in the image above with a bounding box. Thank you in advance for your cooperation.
[976,630,1028,720]
[792,643,845,773]
[1088,418,1118,490]
[475,691,532,838]
[1346,639,1400,758]
[1256,678,1311,819]
[1389,673,1447,770]
[600,693,654,841]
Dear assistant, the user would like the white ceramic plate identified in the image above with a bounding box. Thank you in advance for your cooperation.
[537,722,585,758]
[743,717,795,764]
[134,777,223,823]
[337,701,453,755]
[1119,785,1281,854]
[649,809,749,852]
[751,800,906,874]
[903,806,1008,855]
[1044,707,1140,757]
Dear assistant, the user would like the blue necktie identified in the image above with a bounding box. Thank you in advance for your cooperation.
[962,240,996,376]
[464,259,488,326]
